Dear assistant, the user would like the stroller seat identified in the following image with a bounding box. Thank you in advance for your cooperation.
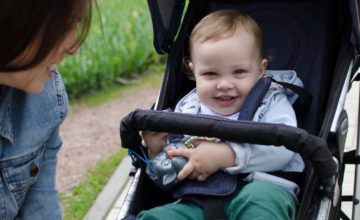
[118,0,360,219]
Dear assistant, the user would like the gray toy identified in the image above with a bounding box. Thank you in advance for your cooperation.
[146,142,188,190]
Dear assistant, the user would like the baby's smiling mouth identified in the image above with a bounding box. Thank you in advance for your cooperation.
[214,96,237,105]
[215,95,236,100]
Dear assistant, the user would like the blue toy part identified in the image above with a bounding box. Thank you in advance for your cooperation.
[146,142,188,190]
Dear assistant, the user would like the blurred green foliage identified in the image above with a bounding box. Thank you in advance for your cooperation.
[59,0,161,99]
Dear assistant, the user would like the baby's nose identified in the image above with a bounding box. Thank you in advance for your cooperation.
[217,78,234,90]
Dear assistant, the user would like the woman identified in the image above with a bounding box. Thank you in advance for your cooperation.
[0,1,95,219]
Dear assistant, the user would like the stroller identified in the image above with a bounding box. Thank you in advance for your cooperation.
[118,0,360,219]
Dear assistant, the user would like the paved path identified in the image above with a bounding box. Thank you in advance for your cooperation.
[89,82,359,220]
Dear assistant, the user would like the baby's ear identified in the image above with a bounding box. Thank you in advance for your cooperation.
[184,59,195,81]
[188,61,194,72]
[260,59,268,75]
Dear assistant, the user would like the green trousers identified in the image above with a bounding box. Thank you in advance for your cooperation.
[137,181,296,220]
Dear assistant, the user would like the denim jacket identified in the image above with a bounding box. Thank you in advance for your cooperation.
[0,70,67,220]
[174,70,305,199]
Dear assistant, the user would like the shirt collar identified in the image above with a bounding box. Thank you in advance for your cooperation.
[0,89,14,143]
[199,103,239,120]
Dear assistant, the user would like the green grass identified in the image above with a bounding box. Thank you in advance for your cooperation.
[61,149,127,220]
[72,64,164,106]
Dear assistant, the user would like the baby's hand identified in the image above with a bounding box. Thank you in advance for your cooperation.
[168,140,235,181]
[142,131,168,158]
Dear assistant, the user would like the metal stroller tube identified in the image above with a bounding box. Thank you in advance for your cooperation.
[120,109,338,184]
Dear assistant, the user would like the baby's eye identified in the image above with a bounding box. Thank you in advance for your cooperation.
[202,72,217,76]
[234,69,246,75]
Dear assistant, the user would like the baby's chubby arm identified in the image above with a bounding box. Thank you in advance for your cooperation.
[142,131,168,158]
[168,140,236,181]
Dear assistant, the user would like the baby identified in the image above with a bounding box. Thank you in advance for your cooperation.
[140,9,304,220]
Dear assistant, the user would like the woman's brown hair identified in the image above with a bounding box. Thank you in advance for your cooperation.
[0,0,94,71]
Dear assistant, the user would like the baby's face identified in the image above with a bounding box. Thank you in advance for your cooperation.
[190,27,267,116]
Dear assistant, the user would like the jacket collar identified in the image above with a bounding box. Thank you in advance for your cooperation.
[0,89,14,144]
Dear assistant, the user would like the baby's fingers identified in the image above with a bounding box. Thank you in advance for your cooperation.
[177,162,194,181]
[167,148,191,159]
[197,174,208,182]
[142,130,168,138]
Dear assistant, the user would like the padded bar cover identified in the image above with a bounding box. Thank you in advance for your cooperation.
[120,109,337,181]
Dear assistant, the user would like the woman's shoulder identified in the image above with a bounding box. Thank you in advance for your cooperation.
[10,70,68,122]
[0,71,68,144]
[39,71,69,121]
[47,71,68,107]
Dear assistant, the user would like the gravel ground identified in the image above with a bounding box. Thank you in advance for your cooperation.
[56,81,160,192]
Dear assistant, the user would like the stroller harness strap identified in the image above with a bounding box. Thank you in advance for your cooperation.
[237,77,272,121]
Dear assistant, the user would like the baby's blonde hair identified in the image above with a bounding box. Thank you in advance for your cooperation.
[189,9,264,60]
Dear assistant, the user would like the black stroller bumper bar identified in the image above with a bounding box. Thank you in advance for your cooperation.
[120,109,338,185]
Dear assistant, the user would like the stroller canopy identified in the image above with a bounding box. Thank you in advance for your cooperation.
[148,0,360,55]
[147,0,185,54]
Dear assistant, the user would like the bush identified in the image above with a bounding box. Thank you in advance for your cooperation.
[59,0,161,99]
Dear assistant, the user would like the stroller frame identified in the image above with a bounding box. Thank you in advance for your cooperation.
[117,0,360,219]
